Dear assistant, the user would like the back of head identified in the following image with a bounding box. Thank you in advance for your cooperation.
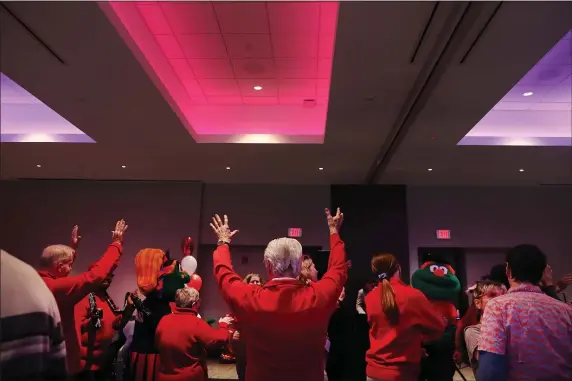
[371,253,400,325]
[175,287,200,308]
[264,238,303,278]
[39,244,75,269]
[505,244,546,285]
[486,264,510,289]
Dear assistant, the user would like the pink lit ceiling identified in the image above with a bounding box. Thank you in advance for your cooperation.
[104,1,338,144]
[459,30,571,147]
[0,73,95,143]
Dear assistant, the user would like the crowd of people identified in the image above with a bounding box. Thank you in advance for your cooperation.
[1,208,572,381]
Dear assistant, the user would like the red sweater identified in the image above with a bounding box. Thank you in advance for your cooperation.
[74,292,118,371]
[38,242,122,375]
[365,278,447,381]
[155,307,230,381]
[213,233,348,381]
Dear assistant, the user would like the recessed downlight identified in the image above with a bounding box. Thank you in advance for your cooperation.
[226,166,231,170]
[522,92,534,97]
[121,165,126,168]
[318,167,324,171]
[36,164,42,168]
[428,168,433,171]
[253,86,263,91]
[519,168,524,172]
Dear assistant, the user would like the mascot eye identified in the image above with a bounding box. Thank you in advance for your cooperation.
[429,265,439,272]
[438,266,449,275]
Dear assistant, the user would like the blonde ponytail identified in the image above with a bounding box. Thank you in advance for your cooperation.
[380,278,399,325]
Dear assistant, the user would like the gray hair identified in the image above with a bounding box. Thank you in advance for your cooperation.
[175,287,200,308]
[264,238,303,277]
[39,245,75,269]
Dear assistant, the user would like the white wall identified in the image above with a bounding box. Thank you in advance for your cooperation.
[407,186,572,300]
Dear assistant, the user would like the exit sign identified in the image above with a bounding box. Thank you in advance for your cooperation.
[288,228,302,238]
[436,230,451,240]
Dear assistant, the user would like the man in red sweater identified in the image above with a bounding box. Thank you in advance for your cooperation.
[209,208,348,381]
[38,219,128,377]
[155,287,234,381]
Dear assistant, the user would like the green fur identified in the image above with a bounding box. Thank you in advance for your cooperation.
[411,262,461,302]
[161,261,191,301]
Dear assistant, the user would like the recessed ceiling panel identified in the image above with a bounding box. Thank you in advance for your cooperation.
[459,30,571,147]
[104,1,339,144]
[0,74,95,143]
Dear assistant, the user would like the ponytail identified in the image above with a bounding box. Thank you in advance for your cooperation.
[380,279,399,325]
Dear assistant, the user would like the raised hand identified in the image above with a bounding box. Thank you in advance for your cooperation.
[556,273,572,292]
[111,219,128,243]
[325,207,343,234]
[210,214,239,244]
[71,225,82,249]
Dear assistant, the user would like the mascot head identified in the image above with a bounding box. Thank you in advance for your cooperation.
[134,248,190,300]
[411,260,461,301]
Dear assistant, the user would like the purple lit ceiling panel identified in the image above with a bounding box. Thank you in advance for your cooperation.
[459,30,571,147]
[0,73,95,143]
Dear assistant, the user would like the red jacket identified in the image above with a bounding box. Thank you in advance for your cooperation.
[213,233,348,381]
[155,307,230,381]
[38,242,122,375]
[74,292,118,371]
[365,278,447,381]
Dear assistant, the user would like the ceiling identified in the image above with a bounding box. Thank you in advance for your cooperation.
[1,1,571,185]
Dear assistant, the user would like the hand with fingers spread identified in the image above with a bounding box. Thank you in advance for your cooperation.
[71,225,82,249]
[556,273,572,292]
[325,207,344,235]
[111,219,128,243]
[210,214,239,244]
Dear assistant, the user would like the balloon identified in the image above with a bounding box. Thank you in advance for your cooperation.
[182,236,194,256]
[181,255,197,275]
[187,274,203,291]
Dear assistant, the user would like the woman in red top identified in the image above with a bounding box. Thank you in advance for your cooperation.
[365,254,447,381]
[155,288,233,381]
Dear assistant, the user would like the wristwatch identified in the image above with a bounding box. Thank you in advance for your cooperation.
[217,240,230,246]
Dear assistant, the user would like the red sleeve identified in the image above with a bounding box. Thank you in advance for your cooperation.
[48,243,122,304]
[195,319,230,347]
[74,296,91,337]
[412,293,447,343]
[311,234,348,309]
[213,244,252,307]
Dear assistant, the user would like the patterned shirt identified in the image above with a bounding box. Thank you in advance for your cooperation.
[479,284,572,381]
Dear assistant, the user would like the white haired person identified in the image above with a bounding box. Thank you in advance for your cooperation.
[155,288,234,381]
[1,250,66,381]
[37,220,128,377]
[210,208,348,381]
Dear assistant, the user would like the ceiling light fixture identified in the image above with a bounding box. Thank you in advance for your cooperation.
[519,168,524,172]
[428,168,433,171]
[121,165,126,168]
[522,92,534,97]
[318,167,324,171]
[226,166,231,170]
[253,86,263,91]
[36,164,42,168]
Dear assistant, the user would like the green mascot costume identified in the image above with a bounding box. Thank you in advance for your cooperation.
[412,260,461,381]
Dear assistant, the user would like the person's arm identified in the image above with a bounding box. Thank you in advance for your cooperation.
[49,220,128,303]
[476,299,508,381]
[412,293,447,343]
[195,318,231,347]
[311,208,347,308]
[463,325,480,363]
[541,285,561,300]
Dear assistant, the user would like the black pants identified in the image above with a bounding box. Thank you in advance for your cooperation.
[75,370,108,381]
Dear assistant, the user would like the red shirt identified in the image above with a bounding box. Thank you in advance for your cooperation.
[74,292,117,371]
[38,242,122,375]
[213,233,348,381]
[155,307,230,381]
[365,278,447,381]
